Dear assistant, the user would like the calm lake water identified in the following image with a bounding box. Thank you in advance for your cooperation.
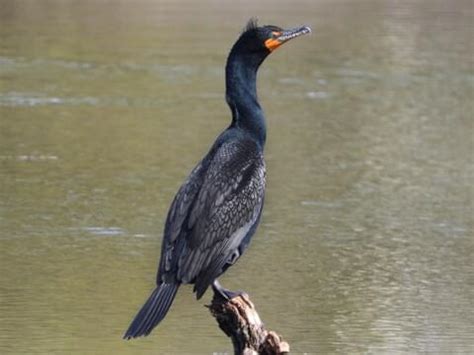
[1,0,473,353]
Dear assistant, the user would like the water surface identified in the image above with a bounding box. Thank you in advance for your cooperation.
[1,0,473,353]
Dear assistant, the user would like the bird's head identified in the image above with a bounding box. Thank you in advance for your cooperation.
[233,19,311,58]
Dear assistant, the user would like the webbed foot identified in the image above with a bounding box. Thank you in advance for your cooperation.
[212,280,245,301]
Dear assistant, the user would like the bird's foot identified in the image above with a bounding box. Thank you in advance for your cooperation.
[212,280,245,301]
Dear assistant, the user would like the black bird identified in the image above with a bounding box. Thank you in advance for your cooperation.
[124,19,311,339]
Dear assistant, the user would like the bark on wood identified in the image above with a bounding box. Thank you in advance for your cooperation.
[208,292,289,355]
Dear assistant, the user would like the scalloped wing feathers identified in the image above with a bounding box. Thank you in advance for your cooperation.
[158,137,265,295]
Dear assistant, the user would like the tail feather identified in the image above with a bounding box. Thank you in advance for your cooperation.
[123,283,179,339]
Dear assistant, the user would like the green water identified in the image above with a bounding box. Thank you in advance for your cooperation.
[1,0,473,353]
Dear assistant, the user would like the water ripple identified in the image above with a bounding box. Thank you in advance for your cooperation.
[0,92,99,107]
[82,227,124,236]
[0,154,59,161]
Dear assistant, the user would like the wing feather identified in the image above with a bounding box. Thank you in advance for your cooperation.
[157,136,265,293]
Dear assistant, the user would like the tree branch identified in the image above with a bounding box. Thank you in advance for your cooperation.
[208,292,290,355]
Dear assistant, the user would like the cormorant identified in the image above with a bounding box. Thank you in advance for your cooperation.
[124,19,311,339]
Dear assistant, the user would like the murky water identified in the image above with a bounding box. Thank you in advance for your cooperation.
[1,0,473,353]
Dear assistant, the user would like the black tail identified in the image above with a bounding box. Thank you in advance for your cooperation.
[123,283,179,339]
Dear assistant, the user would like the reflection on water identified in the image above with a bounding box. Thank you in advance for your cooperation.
[1,0,473,353]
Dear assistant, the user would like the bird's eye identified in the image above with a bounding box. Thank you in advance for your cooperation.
[271,31,282,38]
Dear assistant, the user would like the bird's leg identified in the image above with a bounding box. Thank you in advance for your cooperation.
[212,279,244,301]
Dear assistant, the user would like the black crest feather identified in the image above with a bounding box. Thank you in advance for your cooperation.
[243,18,259,33]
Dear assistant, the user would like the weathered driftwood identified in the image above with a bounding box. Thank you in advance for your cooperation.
[208,292,290,355]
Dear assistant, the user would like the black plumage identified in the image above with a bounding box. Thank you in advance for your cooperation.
[124,20,310,339]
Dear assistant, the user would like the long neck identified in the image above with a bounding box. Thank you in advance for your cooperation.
[225,49,267,146]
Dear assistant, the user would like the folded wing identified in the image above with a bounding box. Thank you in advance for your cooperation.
[157,137,266,298]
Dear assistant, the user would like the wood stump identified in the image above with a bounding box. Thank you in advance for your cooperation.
[208,292,289,355]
